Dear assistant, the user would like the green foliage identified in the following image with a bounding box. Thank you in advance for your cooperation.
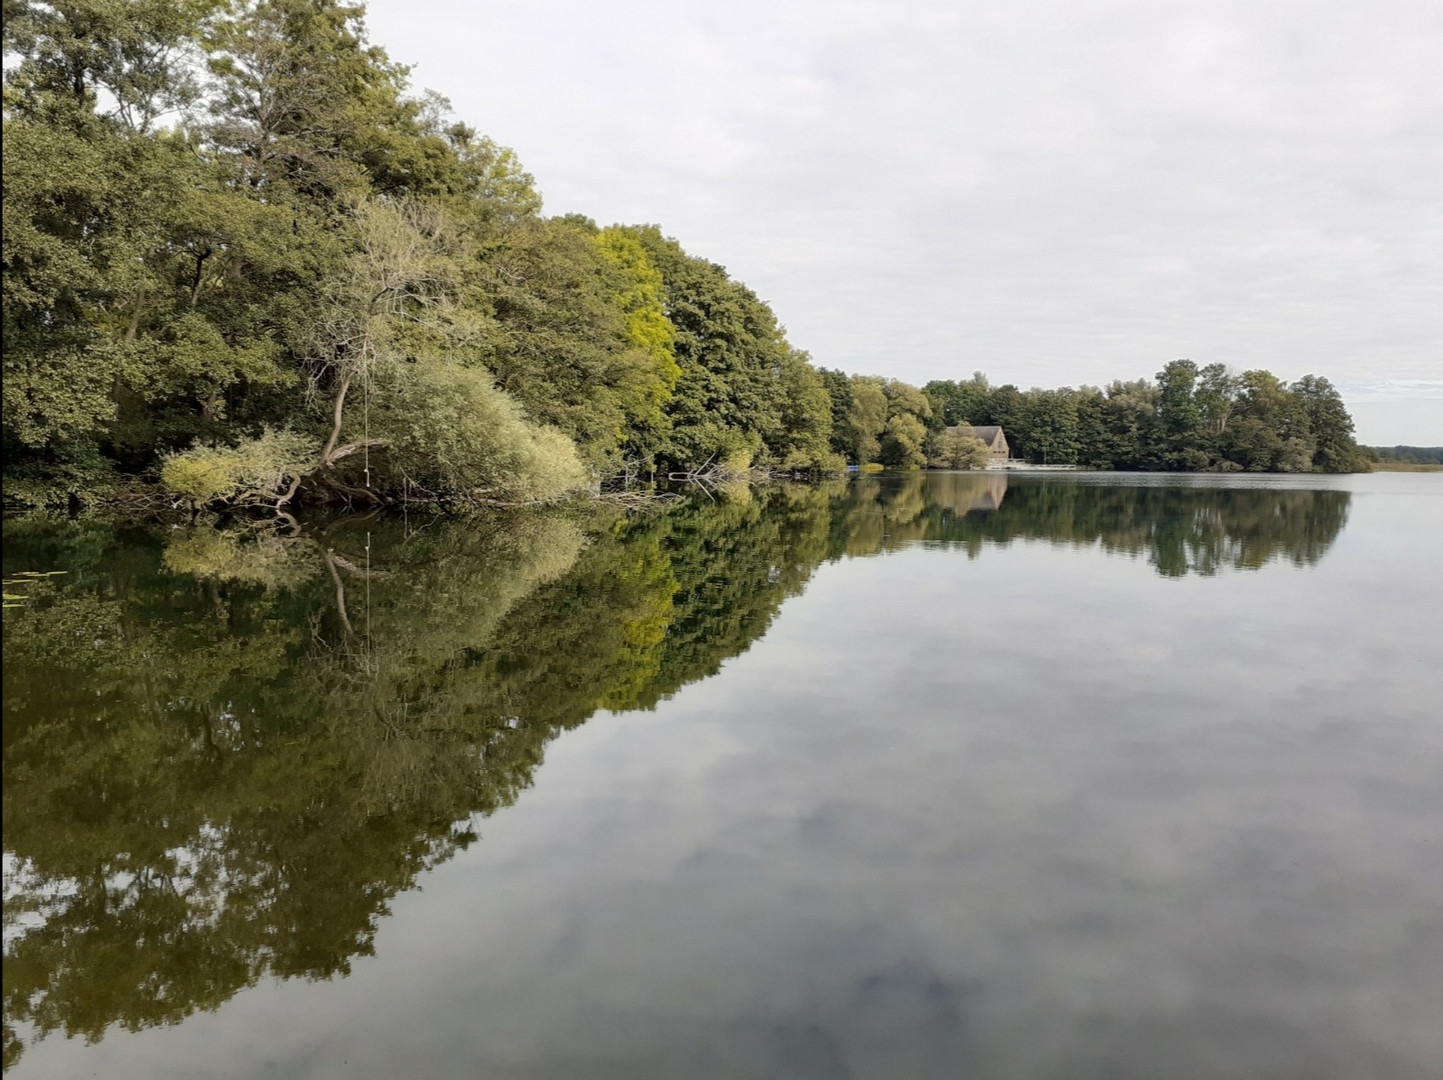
[1021,389,1079,465]
[379,361,590,502]
[596,225,681,422]
[1370,446,1443,465]
[1292,374,1365,472]
[630,225,830,471]
[880,412,928,468]
[160,427,317,503]
[815,367,856,456]
[822,374,940,469]
[846,376,889,465]
[917,365,1365,473]
[2,0,215,132]
[771,348,844,471]
[3,0,1366,503]
[478,218,676,470]
[884,379,932,425]
[923,372,989,430]
[928,427,990,469]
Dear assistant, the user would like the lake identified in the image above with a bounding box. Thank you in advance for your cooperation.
[4,471,1441,1079]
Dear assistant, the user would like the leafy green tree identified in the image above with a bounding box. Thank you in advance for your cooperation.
[1155,359,1209,469]
[1292,374,1363,473]
[1,102,165,495]
[922,372,990,430]
[879,412,928,467]
[845,376,889,465]
[771,348,843,470]
[883,379,933,425]
[477,217,671,471]
[984,384,1028,460]
[596,225,681,454]
[631,226,794,470]
[1222,370,1311,471]
[1103,379,1163,470]
[1196,362,1239,438]
[876,378,932,466]
[206,0,410,201]
[1371,446,1443,465]
[1020,388,1080,464]
[927,427,990,469]
[1072,386,1111,467]
[815,366,856,457]
[2,0,214,133]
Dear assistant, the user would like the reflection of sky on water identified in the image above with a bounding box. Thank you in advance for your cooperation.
[22,475,1442,1080]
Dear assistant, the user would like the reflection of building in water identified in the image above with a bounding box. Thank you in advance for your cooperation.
[969,473,1008,510]
[928,472,1009,513]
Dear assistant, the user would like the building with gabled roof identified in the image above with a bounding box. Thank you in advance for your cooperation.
[951,425,1010,465]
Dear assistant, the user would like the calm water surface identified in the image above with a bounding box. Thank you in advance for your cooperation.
[4,472,1441,1079]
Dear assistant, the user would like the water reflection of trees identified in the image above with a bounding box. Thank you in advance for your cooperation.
[0,477,1350,1066]
[0,485,842,1067]
[840,474,1352,577]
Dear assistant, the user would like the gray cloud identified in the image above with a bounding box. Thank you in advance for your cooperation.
[365,0,1443,442]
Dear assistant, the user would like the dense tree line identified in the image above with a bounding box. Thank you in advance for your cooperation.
[2,0,842,508]
[812,363,1367,473]
[2,2,1368,507]
[1368,446,1443,465]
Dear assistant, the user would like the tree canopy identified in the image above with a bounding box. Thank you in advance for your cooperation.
[912,366,1368,473]
[1,0,839,507]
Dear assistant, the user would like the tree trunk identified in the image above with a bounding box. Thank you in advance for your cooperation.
[189,250,210,308]
[320,371,352,466]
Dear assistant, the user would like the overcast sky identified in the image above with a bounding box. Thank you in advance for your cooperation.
[365,0,1441,444]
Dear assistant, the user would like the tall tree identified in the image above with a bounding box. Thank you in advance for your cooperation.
[633,226,794,470]
[1021,388,1080,464]
[1155,359,1208,469]
[1292,374,1361,473]
[845,376,888,465]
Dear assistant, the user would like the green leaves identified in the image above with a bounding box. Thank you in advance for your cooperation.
[917,366,1363,473]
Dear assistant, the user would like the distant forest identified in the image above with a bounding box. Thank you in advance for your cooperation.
[824,365,1367,473]
[2,1,1369,508]
[1368,447,1443,465]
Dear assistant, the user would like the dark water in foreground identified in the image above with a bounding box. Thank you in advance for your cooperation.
[4,472,1441,1079]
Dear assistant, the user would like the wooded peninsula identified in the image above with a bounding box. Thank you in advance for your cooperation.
[2,1,1372,510]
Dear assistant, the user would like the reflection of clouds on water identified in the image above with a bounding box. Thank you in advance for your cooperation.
[124,512,1437,1080]
[1111,641,1175,663]
[6,475,1440,1079]
[370,512,1438,1080]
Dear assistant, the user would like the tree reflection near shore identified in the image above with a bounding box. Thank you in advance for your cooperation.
[1,476,1351,1068]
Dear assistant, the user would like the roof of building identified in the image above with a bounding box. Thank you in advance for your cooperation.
[960,425,1004,446]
